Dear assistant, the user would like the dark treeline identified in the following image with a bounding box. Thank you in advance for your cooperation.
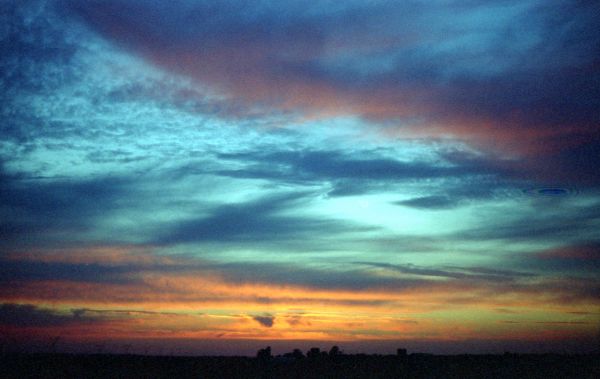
[1,348,598,378]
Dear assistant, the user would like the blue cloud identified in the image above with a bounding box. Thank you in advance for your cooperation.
[0,166,135,247]
[216,149,516,196]
[395,196,461,210]
[58,0,600,192]
[154,191,373,245]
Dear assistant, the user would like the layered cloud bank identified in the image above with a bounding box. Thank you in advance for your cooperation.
[1,0,598,354]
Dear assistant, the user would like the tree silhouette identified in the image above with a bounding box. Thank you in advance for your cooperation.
[256,346,272,362]
[291,348,304,359]
[307,347,321,359]
[329,345,341,357]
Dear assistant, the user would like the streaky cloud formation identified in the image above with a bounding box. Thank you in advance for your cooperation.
[64,0,600,180]
[0,0,598,355]
[0,303,98,327]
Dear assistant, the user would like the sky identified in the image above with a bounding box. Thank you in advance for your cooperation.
[1,0,599,356]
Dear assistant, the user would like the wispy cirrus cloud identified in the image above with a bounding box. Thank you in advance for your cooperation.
[153,191,373,245]
[353,261,536,283]
[62,0,600,182]
[3,248,598,309]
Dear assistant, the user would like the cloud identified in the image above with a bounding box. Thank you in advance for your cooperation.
[0,0,83,144]
[354,262,535,283]
[395,196,460,210]
[0,247,426,297]
[1,249,598,314]
[207,260,428,292]
[62,0,600,186]
[71,308,181,317]
[218,149,506,181]
[1,1,598,352]
[153,191,373,245]
[0,260,137,285]
[0,167,138,247]
[0,303,96,327]
[252,314,275,328]
[517,243,600,274]
[0,0,78,92]
[215,148,521,198]
[456,200,600,244]
[537,243,600,261]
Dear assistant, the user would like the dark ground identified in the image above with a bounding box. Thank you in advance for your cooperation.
[1,352,598,378]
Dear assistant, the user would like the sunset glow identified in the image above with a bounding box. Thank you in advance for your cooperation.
[1,0,598,355]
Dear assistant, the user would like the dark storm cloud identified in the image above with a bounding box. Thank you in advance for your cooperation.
[0,303,96,327]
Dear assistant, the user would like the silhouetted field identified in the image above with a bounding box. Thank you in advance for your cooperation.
[1,352,598,378]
